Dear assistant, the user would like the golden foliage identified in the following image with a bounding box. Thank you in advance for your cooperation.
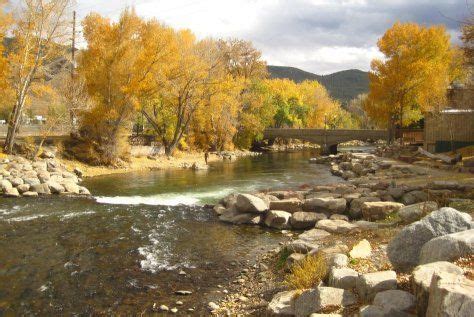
[367,22,463,129]
[284,253,327,290]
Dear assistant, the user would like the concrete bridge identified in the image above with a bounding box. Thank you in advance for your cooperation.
[263,128,388,153]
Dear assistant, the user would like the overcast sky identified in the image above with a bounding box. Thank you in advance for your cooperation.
[74,0,471,74]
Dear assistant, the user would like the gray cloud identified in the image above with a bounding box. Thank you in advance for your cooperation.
[237,0,470,73]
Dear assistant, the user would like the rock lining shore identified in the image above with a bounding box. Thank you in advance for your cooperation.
[211,151,474,316]
[0,155,90,197]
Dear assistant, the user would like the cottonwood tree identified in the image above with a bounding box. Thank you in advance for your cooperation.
[366,22,463,141]
[78,10,176,164]
[4,0,72,153]
[141,31,220,156]
[189,39,243,151]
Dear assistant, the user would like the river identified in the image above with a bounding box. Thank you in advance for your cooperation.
[0,150,342,315]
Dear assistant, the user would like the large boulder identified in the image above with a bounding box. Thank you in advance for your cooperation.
[398,201,438,223]
[269,198,303,213]
[401,190,428,205]
[265,210,291,229]
[294,287,357,317]
[328,267,359,290]
[316,219,359,234]
[356,271,397,302]
[361,201,404,221]
[426,272,474,317]
[303,197,347,214]
[267,290,297,316]
[411,261,464,316]
[371,290,416,316]
[349,197,380,219]
[290,212,327,229]
[219,208,261,225]
[387,208,473,272]
[419,229,474,264]
[235,193,268,213]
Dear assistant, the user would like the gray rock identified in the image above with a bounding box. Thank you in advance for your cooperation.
[419,229,474,264]
[290,212,327,229]
[398,201,438,223]
[328,267,359,289]
[303,197,347,214]
[235,193,268,213]
[269,198,303,213]
[10,177,24,187]
[349,197,380,219]
[387,187,405,199]
[411,261,464,316]
[316,219,359,234]
[17,183,30,193]
[387,207,473,271]
[267,290,297,316]
[373,290,415,313]
[401,190,428,205]
[31,183,51,195]
[213,204,226,215]
[287,229,331,254]
[1,179,13,192]
[63,181,80,194]
[219,208,260,225]
[78,186,91,195]
[426,272,474,317]
[73,167,84,177]
[356,271,397,302]
[23,177,41,186]
[327,253,348,269]
[359,305,415,317]
[294,287,356,317]
[22,191,38,197]
[286,253,306,269]
[361,201,404,221]
[47,181,65,194]
[4,187,20,197]
[37,171,51,183]
[349,239,372,259]
[265,210,291,229]
[329,214,349,221]
[32,161,47,171]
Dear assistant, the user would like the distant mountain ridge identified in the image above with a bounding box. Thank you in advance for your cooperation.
[267,65,369,104]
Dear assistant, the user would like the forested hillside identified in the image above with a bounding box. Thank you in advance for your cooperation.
[268,66,369,104]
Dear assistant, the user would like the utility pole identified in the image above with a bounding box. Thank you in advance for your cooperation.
[71,10,76,79]
[69,10,77,131]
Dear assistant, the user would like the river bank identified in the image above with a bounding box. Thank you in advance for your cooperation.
[59,150,261,178]
[209,149,474,316]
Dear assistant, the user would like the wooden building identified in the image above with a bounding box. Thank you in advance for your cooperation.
[424,83,474,153]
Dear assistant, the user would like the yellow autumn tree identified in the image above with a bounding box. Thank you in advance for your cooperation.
[366,22,462,138]
[190,39,244,151]
[77,9,176,164]
[4,0,72,153]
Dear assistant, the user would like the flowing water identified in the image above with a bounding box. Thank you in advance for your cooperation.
[0,150,341,315]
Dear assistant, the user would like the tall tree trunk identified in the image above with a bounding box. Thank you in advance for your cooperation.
[4,97,26,153]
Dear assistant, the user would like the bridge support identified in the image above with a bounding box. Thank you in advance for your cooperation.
[322,144,338,155]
